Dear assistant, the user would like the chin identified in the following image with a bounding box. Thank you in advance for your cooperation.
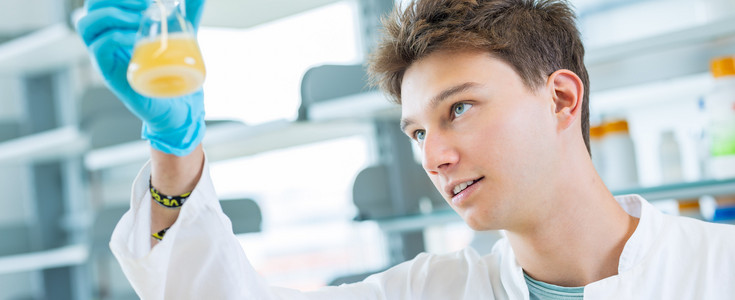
[449,197,505,230]
[462,213,499,231]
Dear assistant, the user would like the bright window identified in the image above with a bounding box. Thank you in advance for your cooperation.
[198,1,362,125]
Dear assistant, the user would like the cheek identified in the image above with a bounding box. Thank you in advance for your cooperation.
[498,101,556,181]
[502,97,552,145]
[464,101,553,174]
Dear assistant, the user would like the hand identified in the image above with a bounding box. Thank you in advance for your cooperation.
[76,0,207,156]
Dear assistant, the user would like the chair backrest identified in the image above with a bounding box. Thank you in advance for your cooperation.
[299,64,374,121]
[220,198,262,234]
[352,164,393,220]
[352,163,445,220]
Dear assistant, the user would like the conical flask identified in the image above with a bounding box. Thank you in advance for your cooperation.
[127,0,206,98]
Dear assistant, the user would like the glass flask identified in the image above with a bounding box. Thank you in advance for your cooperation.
[127,0,206,98]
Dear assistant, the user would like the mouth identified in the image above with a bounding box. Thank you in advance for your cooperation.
[450,176,484,197]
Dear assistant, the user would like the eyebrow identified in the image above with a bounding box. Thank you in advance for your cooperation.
[400,82,481,133]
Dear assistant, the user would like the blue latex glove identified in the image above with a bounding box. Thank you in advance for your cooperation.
[76,0,206,156]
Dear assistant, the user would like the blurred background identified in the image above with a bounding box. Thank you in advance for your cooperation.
[1,0,735,299]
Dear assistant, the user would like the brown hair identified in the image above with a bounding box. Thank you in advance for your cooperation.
[367,0,591,154]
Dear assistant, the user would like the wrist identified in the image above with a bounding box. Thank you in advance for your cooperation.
[141,90,206,156]
[144,116,205,156]
[150,144,204,195]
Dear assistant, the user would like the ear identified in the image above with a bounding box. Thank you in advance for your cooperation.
[547,69,584,131]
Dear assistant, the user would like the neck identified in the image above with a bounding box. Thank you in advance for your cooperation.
[506,153,639,287]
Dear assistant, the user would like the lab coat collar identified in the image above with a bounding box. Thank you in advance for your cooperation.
[496,237,530,300]
[493,194,659,298]
[614,194,662,274]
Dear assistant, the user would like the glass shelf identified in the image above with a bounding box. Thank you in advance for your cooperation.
[612,177,735,201]
[366,177,735,233]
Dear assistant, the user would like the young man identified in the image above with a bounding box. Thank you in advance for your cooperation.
[77,0,735,298]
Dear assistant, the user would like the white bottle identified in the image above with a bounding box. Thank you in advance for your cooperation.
[695,98,711,179]
[601,119,639,190]
[659,130,684,184]
[705,56,735,179]
[590,124,606,176]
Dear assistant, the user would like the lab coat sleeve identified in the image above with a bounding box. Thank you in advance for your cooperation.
[109,158,410,300]
[110,158,279,299]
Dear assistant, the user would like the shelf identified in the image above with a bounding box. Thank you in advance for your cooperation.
[0,244,88,275]
[1,1,345,75]
[306,91,400,121]
[589,72,711,113]
[371,209,462,234]
[0,118,371,170]
[367,177,735,233]
[0,126,89,165]
[0,23,86,76]
[83,140,148,171]
[200,0,341,29]
[84,119,374,171]
[613,177,735,201]
[585,16,735,92]
[585,16,735,66]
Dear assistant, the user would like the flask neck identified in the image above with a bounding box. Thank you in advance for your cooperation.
[148,0,185,21]
[154,0,180,5]
[151,0,181,13]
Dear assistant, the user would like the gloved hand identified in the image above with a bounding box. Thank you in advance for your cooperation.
[76,0,206,156]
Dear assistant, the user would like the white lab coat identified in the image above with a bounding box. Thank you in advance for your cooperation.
[111,159,735,299]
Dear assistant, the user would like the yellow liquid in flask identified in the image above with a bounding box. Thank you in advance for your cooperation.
[128,33,206,98]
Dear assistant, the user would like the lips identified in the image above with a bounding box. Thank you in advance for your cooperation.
[445,176,484,198]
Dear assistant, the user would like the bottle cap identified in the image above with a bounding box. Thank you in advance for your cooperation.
[603,120,629,134]
[589,125,604,139]
[711,56,735,78]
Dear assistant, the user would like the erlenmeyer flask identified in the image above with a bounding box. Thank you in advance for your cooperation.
[127,0,206,98]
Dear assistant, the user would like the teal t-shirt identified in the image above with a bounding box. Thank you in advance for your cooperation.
[524,272,584,300]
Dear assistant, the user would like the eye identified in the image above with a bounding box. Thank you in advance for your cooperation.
[452,102,472,118]
[413,129,426,142]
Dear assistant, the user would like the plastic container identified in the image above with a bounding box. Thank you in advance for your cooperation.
[601,120,639,190]
[699,195,735,222]
[590,124,606,175]
[695,98,711,179]
[659,130,684,184]
[704,56,735,179]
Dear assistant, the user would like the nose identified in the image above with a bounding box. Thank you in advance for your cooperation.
[421,130,459,175]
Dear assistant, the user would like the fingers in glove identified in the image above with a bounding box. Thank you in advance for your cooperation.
[87,29,151,116]
[87,29,136,72]
[77,6,142,46]
[85,0,149,13]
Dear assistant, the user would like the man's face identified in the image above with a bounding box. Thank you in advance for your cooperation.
[400,50,558,230]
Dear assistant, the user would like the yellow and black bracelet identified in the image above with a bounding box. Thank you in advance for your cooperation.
[150,178,191,208]
[152,226,170,241]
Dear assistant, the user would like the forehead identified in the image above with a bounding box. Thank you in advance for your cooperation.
[399,50,527,119]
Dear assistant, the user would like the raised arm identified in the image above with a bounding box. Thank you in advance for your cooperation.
[74,1,284,298]
[76,0,207,246]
